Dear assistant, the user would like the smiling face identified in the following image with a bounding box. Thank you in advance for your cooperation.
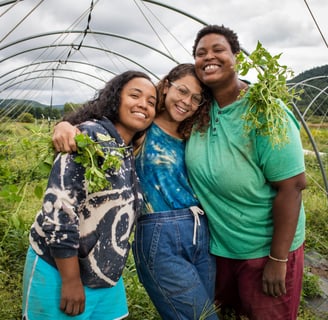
[194,33,237,88]
[162,74,202,124]
[115,77,156,144]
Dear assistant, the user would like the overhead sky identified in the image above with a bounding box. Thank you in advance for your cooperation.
[0,0,327,105]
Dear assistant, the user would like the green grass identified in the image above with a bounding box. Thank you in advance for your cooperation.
[0,121,327,319]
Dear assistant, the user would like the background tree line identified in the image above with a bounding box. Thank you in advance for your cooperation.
[0,64,327,123]
[0,101,82,123]
[288,64,328,116]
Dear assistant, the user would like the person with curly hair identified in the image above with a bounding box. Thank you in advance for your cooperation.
[22,70,157,320]
[52,64,218,320]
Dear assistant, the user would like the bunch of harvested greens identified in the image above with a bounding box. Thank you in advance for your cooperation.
[74,133,125,193]
[236,41,302,148]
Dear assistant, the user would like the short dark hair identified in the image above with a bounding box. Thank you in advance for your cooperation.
[64,70,155,125]
[192,24,240,57]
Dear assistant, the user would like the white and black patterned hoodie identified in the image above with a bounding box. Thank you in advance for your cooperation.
[29,118,142,288]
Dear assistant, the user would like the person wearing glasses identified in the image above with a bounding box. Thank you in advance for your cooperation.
[52,64,218,319]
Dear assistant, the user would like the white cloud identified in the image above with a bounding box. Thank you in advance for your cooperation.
[0,0,327,104]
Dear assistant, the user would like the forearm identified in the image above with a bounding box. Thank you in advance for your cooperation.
[270,173,306,259]
[270,190,302,259]
[55,256,81,282]
[53,121,80,153]
[55,256,85,316]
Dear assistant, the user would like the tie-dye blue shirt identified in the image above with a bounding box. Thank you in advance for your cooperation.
[135,122,199,213]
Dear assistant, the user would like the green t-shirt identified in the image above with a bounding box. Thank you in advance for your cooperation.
[185,97,305,259]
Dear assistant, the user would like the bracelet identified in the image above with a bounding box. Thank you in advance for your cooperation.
[268,254,288,263]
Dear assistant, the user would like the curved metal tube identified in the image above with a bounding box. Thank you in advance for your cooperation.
[0,30,179,65]
[1,75,97,91]
[0,43,160,80]
[0,60,116,80]
[0,68,106,91]
[291,103,328,199]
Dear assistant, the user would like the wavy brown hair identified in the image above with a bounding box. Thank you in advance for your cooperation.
[156,63,211,139]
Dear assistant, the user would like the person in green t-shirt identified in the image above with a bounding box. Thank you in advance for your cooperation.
[185,24,306,320]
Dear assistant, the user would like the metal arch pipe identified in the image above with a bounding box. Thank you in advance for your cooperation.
[291,103,328,199]
[1,75,97,92]
[288,78,328,199]
[0,30,180,64]
[288,82,328,98]
[288,75,328,90]
[0,60,117,80]
[141,0,250,56]
[141,0,209,26]
[288,76,328,118]
[288,82,328,118]
[0,0,23,7]
[0,43,161,80]
[0,68,106,91]
[288,76,328,104]
[302,85,328,118]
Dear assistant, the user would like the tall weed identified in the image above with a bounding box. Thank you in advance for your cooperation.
[0,122,327,319]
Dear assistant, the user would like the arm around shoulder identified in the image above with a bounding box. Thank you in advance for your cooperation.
[53,121,81,153]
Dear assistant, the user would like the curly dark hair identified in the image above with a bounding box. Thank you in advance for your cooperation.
[63,70,156,125]
[192,24,240,57]
[156,63,211,139]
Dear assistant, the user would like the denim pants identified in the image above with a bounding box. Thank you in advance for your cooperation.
[132,208,218,320]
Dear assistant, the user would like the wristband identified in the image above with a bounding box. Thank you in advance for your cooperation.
[268,254,288,263]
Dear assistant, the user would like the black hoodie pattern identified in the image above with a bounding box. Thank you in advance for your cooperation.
[29,118,142,288]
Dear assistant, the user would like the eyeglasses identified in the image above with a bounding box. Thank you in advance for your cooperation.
[170,82,203,107]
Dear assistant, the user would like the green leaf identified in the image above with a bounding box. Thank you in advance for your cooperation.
[73,133,125,194]
[34,184,44,199]
[236,41,302,148]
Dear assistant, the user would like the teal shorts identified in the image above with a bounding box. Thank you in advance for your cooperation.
[22,247,128,320]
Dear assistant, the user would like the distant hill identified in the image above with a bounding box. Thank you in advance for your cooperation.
[0,99,64,110]
[0,65,327,114]
[288,64,328,116]
[289,64,328,84]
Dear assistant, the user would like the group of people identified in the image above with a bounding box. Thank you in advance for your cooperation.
[22,24,306,320]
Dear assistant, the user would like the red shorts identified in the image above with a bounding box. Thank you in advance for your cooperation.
[215,244,304,320]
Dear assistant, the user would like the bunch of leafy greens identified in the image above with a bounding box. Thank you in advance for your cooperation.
[74,133,125,194]
[236,41,302,148]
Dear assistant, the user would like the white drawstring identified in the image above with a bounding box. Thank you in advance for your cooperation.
[189,206,204,245]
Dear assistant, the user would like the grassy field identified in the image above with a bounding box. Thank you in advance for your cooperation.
[0,120,327,319]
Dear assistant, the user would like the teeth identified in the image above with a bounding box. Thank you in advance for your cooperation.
[205,65,218,71]
[176,106,188,113]
[133,112,146,118]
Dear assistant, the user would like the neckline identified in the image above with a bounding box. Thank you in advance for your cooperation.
[152,122,184,142]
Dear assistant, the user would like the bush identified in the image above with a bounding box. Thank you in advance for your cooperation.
[0,121,327,319]
[17,112,35,123]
